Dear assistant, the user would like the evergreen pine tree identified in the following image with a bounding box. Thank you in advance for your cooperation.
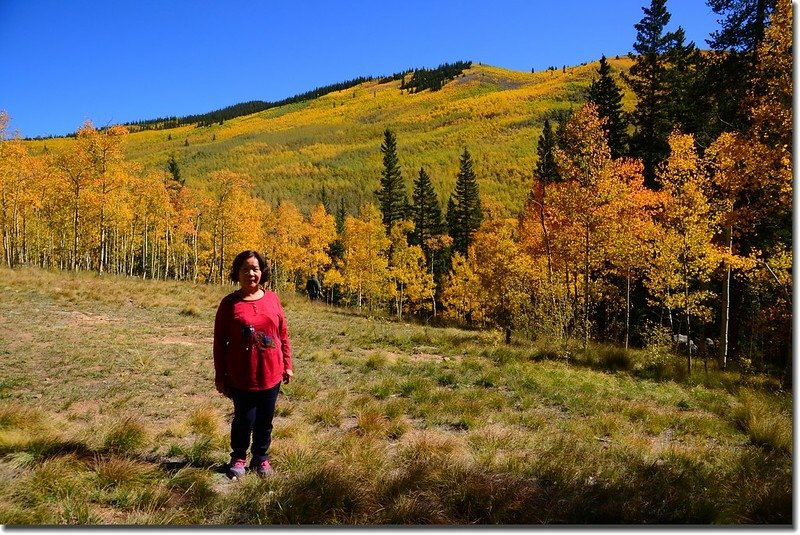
[527,119,562,282]
[410,166,444,255]
[320,184,331,213]
[445,197,457,244]
[624,0,675,188]
[697,0,777,138]
[328,198,347,287]
[335,198,347,234]
[587,55,628,158]
[376,128,409,231]
[536,120,560,183]
[664,28,702,136]
[554,110,572,151]
[708,0,776,53]
[447,148,483,256]
[166,153,183,185]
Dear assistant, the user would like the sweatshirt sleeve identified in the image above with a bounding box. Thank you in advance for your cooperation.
[277,299,292,371]
[213,297,229,381]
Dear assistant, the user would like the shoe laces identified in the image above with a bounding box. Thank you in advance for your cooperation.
[232,458,246,468]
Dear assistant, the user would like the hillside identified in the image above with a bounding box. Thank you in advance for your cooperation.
[25,58,634,215]
[0,267,791,524]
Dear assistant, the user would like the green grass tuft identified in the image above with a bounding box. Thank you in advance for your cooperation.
[103,417,148,455]
[733,390,792,454]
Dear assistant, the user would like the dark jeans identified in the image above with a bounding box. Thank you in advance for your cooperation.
[229,382,281,463]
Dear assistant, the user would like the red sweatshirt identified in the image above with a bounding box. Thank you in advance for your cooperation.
[213,290,292,391]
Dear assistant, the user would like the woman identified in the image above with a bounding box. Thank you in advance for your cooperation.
[213,250,293,478]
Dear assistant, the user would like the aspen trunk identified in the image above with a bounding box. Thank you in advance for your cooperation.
[625,268,631,350]
[164,228,170,280]
[72,188,80,271]
[142,219,148,279]
[719,224,732,370]
[99,204,106,274]
[583,225,590,352]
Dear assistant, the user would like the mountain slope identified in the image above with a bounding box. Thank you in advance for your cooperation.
[28,58,634,215]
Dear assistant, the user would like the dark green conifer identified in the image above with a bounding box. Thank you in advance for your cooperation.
[410,167,443,249]
[447,148,483,256]
[625,0,677,187]
[664,28,702,136]
[587,55,628,158]
[695,0,776,139]
[535,119,561,184]
[166,154,183,186]
[376,128,409,231]
[335,198,347,234]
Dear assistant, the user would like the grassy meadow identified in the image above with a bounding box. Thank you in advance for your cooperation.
[0,266,791,525]
[24,60,635,215]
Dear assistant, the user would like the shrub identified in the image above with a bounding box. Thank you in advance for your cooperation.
[308,405,342,428]
[279,462,372,523]
[187,405,219,438]
[95,457,157,489]
[596,346,632,372]
[168,467,216,508]
[362,352,387,371]
[355,405,389,436]
[733,390,792,454]
[179,305,200,317]
[102,418,148,455]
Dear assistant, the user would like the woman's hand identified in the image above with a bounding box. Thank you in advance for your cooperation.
[282,369,294,384]
[215,377,230,398]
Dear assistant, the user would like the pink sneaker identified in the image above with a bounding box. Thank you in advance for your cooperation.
[227,458,246,479]
[251,458,274,476]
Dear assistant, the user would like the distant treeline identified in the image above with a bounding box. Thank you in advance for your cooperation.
[119,61,472,133]
[401,61,472,92]
[123,76,376,132]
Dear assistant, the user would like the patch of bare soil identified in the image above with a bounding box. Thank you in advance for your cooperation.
[65,310,116,325]
[159,335,199,346]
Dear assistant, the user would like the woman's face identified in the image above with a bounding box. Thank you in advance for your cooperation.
[238,257,262,291]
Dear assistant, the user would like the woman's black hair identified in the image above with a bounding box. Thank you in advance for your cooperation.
[229,250,269,285]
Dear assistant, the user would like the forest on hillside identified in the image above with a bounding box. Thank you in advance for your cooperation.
[0,0,791,380]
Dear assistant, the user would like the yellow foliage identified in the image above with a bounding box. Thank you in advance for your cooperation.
[388,220,435,317]
[441,252,484,323]
[340,203,392,309]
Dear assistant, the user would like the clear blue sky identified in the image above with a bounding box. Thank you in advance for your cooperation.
[0,0,720,138]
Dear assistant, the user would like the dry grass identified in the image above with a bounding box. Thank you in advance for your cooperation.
[0,266,791,525]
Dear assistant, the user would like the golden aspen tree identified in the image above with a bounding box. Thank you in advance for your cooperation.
[709,0,792,375]
[388,219,435,318]
[130,170,172,279]
[16,152,48,267]
[225,191,268,267]
[648,132,720,373]
[166,181,200,281]
[440,251,484,323]
[424,233,452,317]
[205,170,252,283]
[706,132,759,369]
[34,152,72,270]
[300,203,337,284]
[604,158,661,349]
[76,121,129,274]
[339,203,391,310]
[0,136,36,267]
[549,103,618,350]
[0,111,14,266]
[184,186,214,282]
[469,216,535,343]
[264,200,305,290]
[517,201,572,340]
[53,138,93,271]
